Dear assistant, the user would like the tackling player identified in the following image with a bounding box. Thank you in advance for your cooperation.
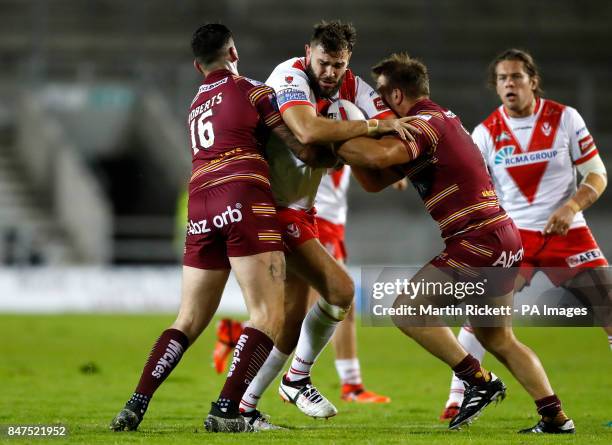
[213,166,392,404]
[235,21,414,421]
[110,23,323,433]
[333,53,575,434]
[441,48,610,426]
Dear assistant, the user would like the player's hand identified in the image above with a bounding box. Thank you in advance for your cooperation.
[543,203,577,236]
[376,117,421,141]
[392,177,408,191]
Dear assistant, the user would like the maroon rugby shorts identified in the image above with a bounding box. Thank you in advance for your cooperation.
[183,182,282,269]
[430,220,523,296]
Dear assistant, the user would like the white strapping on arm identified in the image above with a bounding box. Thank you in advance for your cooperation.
[576,153,607,191]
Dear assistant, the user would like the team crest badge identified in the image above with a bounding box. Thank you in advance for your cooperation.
[287,223,301,238]
[495,131,512,143]
[285,76,293,84]
[542,122,552,136]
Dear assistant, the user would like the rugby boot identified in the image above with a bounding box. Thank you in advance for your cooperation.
[448,373,506,430]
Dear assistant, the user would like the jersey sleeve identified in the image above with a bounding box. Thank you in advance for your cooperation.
[247,84,283,130]
[398,114,442,161]
[266,66,314,114]
[565,106,599,165]
[354,76,395,119]
[471,124,494,166]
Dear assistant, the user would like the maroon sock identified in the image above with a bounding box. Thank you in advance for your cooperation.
[217,327,273,410]
[535,394,564,420]
[452,354,490,386]
[134,328,190,397]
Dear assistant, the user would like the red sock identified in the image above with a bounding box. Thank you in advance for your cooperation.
[134,328,189,397]
[452,354,490,386]
[218,327,273,407]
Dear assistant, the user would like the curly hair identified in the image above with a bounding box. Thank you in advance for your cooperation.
[310,20,357,53]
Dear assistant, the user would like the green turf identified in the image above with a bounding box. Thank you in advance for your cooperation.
[0,314,610,444]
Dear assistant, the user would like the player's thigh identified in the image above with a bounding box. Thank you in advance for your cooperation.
[287,239,354,307]
[230,250,286,329]
[174,265,230,341]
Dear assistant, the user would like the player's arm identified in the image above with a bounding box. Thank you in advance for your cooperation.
[281,104,417,144]
[271,123,337,168]
[544,109,607,235]
[544,154,607,235]
[350,165,405,193]
[335,135,416,169]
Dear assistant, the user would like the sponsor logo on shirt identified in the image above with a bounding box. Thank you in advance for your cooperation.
[444,110,457,119]
[495,131,512,143]
[494,146,558,167]
[575,126,587,136]
[277,88,309,107]
[566,249,603,268]
[578,134,595,154]
[197,77,228,94]
[285,75,294,84]
[416,114,433,121]
[374,97,387,111]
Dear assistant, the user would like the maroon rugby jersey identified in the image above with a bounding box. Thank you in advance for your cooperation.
[187,69,283,194]
[399,99,508,239]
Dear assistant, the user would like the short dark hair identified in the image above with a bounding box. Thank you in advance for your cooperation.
[191,23,233,66]
[310,20,356,53]
[487,48,544,97]
[371,53,430,99]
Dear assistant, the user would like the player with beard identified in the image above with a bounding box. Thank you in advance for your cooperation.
[235,21,416,421]
[212,166,395,404]
[110,23,333,434]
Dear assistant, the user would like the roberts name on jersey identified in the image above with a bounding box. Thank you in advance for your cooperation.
[187,69,283,196]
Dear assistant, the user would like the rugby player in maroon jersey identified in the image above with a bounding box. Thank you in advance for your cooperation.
[333,53,574,434]
[110,23,332,433]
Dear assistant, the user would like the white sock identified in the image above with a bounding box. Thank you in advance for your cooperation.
[447,326,486,406]
[285,300,341,382]
[608,335,612,351]
[335,358,362,385]
[239,346,288,412]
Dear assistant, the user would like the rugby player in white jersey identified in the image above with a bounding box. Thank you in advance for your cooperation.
[441,49,610,432]
[235,20,416,421]
[214,166,394,404]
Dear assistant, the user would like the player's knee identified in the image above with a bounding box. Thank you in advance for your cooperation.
[251,302,284,333]
[476,329,515,354]
[344,304,356,323]
[171,317,201,343]
[326,275,354,308]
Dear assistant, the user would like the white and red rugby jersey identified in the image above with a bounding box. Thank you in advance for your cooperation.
[315,165,351,225]
[473,98,599,232]
[265,57,392,211]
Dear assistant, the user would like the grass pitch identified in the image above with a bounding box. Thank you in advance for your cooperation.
[1,314,610,444]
